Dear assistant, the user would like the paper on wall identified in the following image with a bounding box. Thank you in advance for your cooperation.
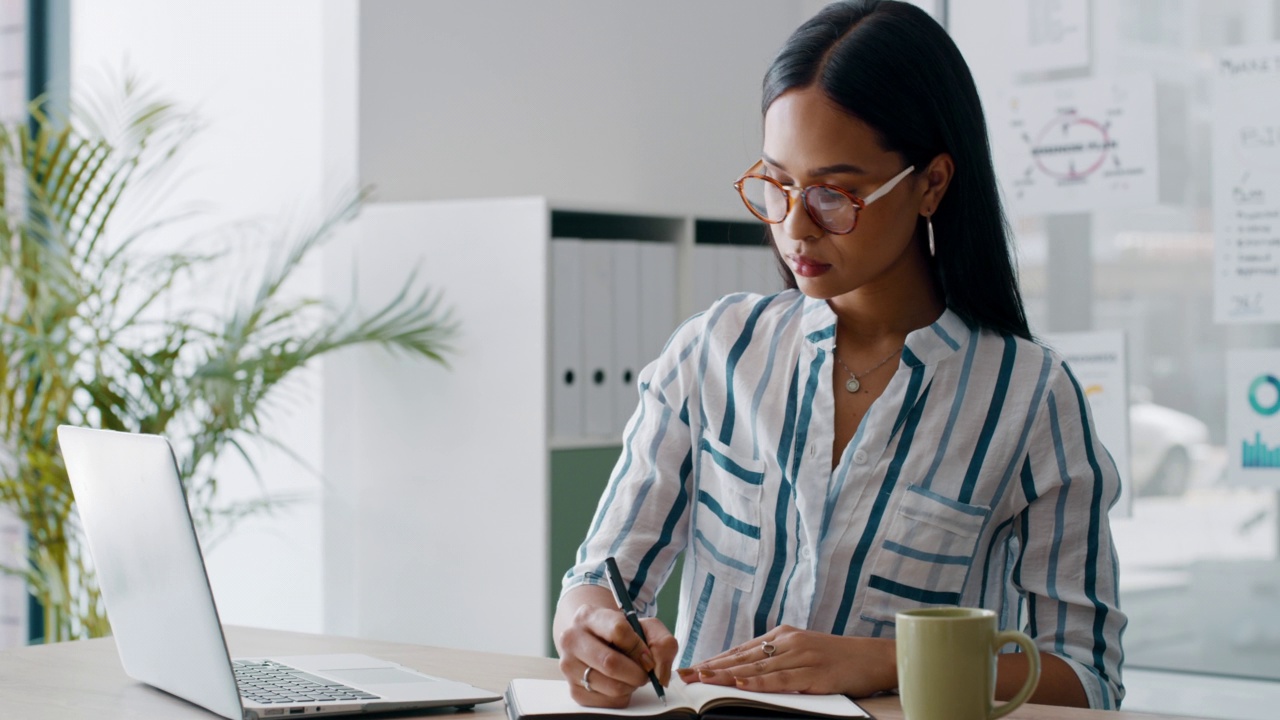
[994,75,1159,216]
[1009,0,1090,75]
[1226,349,1280,488]
[1213,44,1280,324]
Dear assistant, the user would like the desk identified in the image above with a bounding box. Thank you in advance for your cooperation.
[0,626,1201,720]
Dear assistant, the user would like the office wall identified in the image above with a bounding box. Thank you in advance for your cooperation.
[357,1,811,218]
[71,0,325,633]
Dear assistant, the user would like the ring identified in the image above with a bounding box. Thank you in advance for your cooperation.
[761,641,776,657]
[581,666,593,693]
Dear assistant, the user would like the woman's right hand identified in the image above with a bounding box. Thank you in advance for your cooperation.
[554,586,679,708]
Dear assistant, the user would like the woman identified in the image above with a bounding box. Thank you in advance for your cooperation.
[553,0,1124,710]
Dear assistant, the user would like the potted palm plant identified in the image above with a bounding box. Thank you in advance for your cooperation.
[0,77,456,642]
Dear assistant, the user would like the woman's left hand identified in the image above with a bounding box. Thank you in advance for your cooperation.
[675,625,896,697]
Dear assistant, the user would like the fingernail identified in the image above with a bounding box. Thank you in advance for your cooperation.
[699,669,715,679]
[735,677,747,688]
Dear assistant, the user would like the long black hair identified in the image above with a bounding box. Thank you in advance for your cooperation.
[763,0,1031,340]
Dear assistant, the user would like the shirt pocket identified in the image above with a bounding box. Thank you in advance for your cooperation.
[691,434,765,593]
[859,484,990,626]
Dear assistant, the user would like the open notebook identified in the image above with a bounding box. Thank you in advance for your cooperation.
[504,676,869,720]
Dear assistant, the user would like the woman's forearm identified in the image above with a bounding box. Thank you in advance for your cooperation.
[996,652,1089,708]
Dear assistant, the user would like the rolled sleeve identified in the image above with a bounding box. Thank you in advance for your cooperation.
[561,315,704,616]
[1012,361,1127,709]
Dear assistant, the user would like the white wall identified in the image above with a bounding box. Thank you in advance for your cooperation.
[357,0,810,217]
[71,0,325,633]
[0,0,28,652]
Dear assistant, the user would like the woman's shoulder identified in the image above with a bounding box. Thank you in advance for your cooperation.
[963,323,1069,368]
[959,324,1088,400]
[694,288,807,337]
[965,326,1107,422]
[655,289,806,368]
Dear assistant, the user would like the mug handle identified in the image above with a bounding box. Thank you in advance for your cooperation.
[988,630,1040,720]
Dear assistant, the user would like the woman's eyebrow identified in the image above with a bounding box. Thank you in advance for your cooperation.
[761,153,868,177]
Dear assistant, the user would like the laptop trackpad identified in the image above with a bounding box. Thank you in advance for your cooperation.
[324,668,434,685]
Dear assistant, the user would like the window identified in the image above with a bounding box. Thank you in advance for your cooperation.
[952,0,1280,686]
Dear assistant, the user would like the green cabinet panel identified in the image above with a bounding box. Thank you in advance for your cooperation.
[549,447,683,657]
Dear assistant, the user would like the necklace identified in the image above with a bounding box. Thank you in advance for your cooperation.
[834,344,904,393]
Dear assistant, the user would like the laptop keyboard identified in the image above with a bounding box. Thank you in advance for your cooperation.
[233,660,382,705]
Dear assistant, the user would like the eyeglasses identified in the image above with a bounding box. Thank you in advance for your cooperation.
[733,160,915,235]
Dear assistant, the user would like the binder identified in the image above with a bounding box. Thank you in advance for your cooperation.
[692,243,719,313]
[738,245,780,295]
[611,241,642,436]
[638,241,679,365]
[694,244,749,311]
[580,241,615,439]
[550,238,584,440]
[715,245,743,300]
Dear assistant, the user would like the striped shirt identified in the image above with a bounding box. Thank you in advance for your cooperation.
[564,290,1126,709]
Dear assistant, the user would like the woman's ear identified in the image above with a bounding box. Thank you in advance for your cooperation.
[919,153,954,216]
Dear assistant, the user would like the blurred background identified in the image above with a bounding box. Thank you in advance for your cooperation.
[2,1,1279,718]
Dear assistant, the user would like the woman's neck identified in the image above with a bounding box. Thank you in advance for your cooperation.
[826,267,945,348]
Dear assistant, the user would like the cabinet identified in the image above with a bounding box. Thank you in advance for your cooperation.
[321,197,780,658]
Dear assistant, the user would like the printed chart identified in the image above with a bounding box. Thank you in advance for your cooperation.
[994,75,1158,216]
[1226,349,1280,487]
[1213,43,1280,324]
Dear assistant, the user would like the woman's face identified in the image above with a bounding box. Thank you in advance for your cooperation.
[761,85,929,301]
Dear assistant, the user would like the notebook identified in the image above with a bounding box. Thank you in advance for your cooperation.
[503,676,869,720]
[57,425,502,720]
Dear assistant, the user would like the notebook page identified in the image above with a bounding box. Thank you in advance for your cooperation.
[681,679,868,718]
[507,677,697,717]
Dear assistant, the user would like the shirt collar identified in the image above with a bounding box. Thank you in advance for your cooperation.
[800,295,972,367]
[903,307,971,367]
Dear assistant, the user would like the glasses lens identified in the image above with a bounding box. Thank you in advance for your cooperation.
[739,177,789,223]
[804,186,857,233]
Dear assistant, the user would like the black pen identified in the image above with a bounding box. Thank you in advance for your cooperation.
[603,556,666,705]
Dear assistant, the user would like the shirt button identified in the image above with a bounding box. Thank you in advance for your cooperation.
[853,449,868,465]
[801,546,812,559]
[810,443,817,458]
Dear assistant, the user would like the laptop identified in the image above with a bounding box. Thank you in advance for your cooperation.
[57,425,502,720]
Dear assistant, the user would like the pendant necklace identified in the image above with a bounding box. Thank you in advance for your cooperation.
[834,344,904,393]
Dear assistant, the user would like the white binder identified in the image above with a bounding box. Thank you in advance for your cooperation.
[580,241,615,439]
[738,245,780,296]
[692,244,727,312]
[611,241,642,436]
[715,245,744,300]
[550,238,585,440]
[638,241,679,365]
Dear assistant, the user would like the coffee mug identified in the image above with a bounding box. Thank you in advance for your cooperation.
[895,608,1040,720]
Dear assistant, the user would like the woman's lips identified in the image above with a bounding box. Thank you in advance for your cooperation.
[789,254,831,277]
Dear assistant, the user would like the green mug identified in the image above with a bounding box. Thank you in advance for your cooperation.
[895,608,1040,720]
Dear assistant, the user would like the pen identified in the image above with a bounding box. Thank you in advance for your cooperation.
[603,556,666,705]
